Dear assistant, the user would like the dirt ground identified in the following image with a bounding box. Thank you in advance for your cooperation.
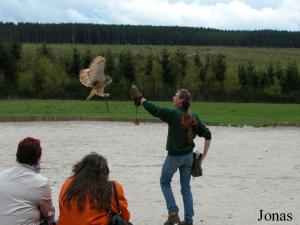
[0,121,299,225]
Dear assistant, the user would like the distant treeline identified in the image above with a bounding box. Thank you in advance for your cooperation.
[1,22,300,47]
[0,40,299,103]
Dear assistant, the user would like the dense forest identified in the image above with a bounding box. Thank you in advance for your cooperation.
[0,22,299,102]
[1,22,300,47]
[0,40,299,103]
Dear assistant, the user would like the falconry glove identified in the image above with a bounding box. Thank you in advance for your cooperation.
[130,85,143,107]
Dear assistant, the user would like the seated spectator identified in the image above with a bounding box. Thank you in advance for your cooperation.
[0,137,55,225]
[58,152,131,225]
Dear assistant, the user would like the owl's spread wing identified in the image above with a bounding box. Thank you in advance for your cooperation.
[89,56,105,85]
[79,68,92,87]
[79,56,106,88]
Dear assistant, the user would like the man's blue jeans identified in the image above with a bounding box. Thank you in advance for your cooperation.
[160,152,194,223]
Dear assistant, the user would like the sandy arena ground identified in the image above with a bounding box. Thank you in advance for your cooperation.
[0,121,299,225]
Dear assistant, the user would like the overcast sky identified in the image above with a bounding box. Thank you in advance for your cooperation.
[1,0,299,31]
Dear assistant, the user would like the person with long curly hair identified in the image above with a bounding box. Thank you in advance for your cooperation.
[131,87,212,225]
[57,152,131,225]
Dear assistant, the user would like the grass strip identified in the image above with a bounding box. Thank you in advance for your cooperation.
[0,100,299,127]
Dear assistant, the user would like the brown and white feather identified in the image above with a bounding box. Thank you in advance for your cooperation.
[79,56,112,100]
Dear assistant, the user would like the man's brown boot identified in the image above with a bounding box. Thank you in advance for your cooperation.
[164,212,180,225]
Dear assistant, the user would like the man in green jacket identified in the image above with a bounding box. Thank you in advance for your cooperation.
[131,86,211,225]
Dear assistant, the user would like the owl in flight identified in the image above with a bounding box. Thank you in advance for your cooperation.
[79,55,112,100]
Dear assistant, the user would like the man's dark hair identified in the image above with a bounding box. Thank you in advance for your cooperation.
[16,137,42,165]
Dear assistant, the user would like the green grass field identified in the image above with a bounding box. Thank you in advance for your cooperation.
[0,100,299,127]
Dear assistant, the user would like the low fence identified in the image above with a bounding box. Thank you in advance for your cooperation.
[0,116,160,123]
[0,116,299,127]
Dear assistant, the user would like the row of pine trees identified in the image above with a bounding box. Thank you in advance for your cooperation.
[1,22,300,47]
